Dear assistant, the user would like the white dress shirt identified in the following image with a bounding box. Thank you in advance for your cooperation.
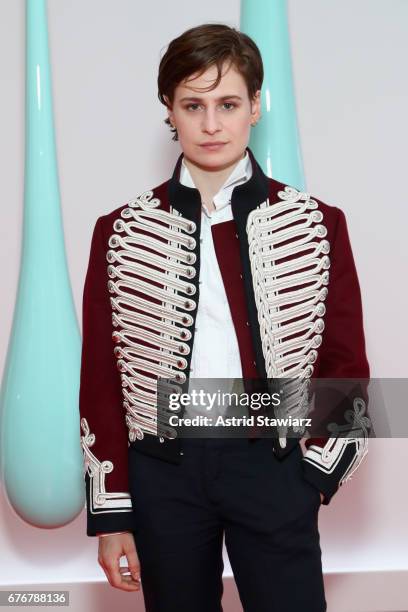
[179,150,253,384]
[97,153,252,536]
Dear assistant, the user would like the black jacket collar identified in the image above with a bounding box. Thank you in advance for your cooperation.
[166,146,270,383]
[167,146,269,223]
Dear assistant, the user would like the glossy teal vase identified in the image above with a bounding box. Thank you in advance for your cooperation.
[0,0,84,527]
[241,0,305,189]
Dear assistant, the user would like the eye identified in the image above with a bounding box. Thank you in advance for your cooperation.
[222,102,236,110]
[186,103,201,111]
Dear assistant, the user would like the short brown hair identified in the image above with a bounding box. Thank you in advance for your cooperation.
[157,23,263,141]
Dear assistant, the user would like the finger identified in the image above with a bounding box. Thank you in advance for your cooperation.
[107,569,141,592]
[119,567,140,579]
[121,575,141,585]
[106,560,126,589]
[99,559,139,591]
[98,560,113,584]
[125,547,141,581]
[99,544,141,591]
[108,561,142,591]
[121,575,141,586]
[120,566,141,583]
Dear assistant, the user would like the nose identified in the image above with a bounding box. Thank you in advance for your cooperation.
[201,107,221,134]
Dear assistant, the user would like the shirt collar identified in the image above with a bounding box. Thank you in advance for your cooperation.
[167,146,269,226]
[179,150,253,216]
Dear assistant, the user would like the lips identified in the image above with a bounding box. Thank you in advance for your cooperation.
[199,142,227,150]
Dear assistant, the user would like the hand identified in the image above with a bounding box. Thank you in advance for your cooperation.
[98,532,141,592]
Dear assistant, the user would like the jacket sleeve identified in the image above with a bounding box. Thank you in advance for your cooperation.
[79,215,135,536]
[301,206,371,505]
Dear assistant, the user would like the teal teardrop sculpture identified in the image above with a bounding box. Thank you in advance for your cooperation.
[241,0,305,189]
[0,0,84,527]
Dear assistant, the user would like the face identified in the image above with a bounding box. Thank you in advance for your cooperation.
[165,61,261,171]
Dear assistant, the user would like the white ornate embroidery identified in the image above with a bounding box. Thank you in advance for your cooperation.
[302,397,371,484]
[80,418,132,513]
[106,190,196,443]
[246,186,330,447]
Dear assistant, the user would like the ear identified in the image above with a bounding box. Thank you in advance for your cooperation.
[250,90,261,122]
[163,95,175,126]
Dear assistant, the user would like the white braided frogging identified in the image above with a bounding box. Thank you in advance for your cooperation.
[106,190,197,444]
[246,185,369,484]
[80,417,132,513]
[325,396,370,483]
[303,396,371,485]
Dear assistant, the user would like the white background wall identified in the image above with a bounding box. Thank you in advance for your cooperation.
[1,1,407,610]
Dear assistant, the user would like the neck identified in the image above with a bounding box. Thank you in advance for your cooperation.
[182,150,246,207]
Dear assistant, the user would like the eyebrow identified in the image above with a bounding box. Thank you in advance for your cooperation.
[179,95,243,103]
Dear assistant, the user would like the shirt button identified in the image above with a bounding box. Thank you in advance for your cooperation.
[239,273,243,279]
[235,233,239,238]
[246,321,250,326]
[253,361,257,366]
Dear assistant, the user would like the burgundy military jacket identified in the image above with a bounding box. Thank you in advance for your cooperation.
[79,147,371,536]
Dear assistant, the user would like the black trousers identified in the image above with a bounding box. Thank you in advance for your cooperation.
[128,437,327,612]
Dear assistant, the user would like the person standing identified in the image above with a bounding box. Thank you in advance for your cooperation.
[79,23,370,611]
